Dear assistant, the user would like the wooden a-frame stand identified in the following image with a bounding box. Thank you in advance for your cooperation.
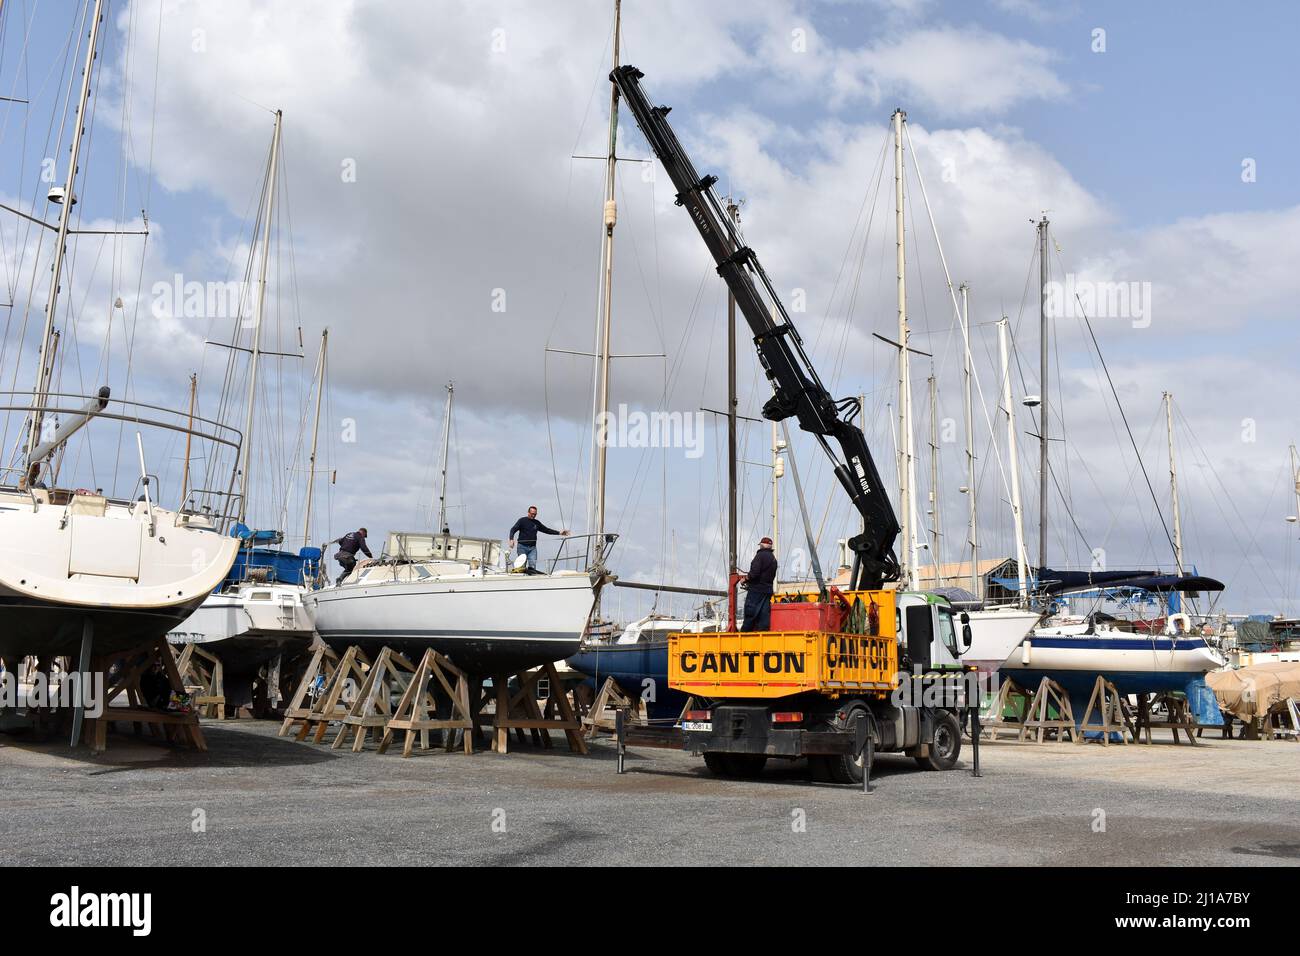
[378,648,475,757]
[485,662,587,755]
[1075,675,1136,745]
[1135,692,1200,745]
[1019,676,1077,743]
[85,636,206,754]
[277,643,341,737]
[173,643,226,719]
[331,647,422,752]
[285,645,370,743]
[980,678,1033,741]
[581,676,636,738]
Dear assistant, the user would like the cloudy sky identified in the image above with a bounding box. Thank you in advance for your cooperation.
[2,0,1297,620]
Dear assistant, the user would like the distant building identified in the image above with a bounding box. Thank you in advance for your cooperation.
[781,556,1023,602]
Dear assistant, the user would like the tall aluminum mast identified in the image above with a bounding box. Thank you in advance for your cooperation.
[1000,317,1029,603]
[25,0,106,480]
[237,109,282,525]
[960,283,978,595]
[437,382,454,533]
[1036,214,1050,571]
[1164,391,1185,575]
[302,330,328,546]
[893,108,917,589]
[590,0,622,552]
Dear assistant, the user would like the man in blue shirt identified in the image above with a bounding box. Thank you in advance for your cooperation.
[333,528,373,584]
[740,536,777,631]
[508,505,569,572]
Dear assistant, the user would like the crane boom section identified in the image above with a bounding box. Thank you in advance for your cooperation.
[611,65,900,588]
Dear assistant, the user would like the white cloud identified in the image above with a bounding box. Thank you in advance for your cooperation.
[6,0,1291,614]
[842,26,1070,115]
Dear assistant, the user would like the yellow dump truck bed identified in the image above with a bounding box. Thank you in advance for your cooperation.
[668,630,898,699]
[668,589,898,699]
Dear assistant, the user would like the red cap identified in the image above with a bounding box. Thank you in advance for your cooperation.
[760,536,773,546]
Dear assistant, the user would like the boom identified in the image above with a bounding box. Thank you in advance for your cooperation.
[611,65,900,589]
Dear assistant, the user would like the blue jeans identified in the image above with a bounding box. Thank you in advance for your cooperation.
[517,542,537,570]
[741,589,772,632]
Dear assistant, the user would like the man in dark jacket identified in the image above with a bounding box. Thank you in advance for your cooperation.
[740,536,777,632]
[333,528,373,584]
[508,506,569,572]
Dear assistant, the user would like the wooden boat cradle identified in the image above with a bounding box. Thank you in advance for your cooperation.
[278,644,587,757]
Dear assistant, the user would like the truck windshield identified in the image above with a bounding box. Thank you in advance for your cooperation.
[938,608,960,657]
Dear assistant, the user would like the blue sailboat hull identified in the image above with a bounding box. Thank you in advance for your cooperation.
[566,640,689,721]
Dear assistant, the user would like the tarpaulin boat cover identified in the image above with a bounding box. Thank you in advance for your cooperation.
[1235,620,1274,648]
[1205,662,1300,720]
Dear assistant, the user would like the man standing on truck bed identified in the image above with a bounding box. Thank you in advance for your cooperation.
[508,505,569,572]
[740,536,777,631]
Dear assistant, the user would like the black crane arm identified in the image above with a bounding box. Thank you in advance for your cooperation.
[611,65,900,589]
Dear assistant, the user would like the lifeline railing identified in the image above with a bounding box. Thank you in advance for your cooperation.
[0,391,243,529]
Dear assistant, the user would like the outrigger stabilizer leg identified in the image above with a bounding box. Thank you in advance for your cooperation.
[855,713,874,794]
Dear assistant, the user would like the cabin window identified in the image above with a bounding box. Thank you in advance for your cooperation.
[937,608,959,657]
[250,591,273,601]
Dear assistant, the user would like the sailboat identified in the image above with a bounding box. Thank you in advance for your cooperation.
[0,0,239,670]
[165,113,320,710]
[309,383,604,676]
[996,223,1225,706]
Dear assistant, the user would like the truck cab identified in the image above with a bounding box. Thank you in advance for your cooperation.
[895,591,973,670]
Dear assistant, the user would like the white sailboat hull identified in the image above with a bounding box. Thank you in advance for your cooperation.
[1000,631,1224,697]
[167,583,315,671]
[963,606,1041,672]
[0,488,239,661]
[309,567,598,675]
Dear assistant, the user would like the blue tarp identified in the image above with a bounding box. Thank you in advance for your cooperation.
[223,544,321,589]
[1185,677,1224,726]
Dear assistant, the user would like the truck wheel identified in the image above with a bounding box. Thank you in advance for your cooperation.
[914,710,962,771]
[821,702,871,785]
[703,752,768,778]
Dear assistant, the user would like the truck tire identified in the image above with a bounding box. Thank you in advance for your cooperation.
[819,702,872,785]
[703,752,768,778]
[914,710,962,771]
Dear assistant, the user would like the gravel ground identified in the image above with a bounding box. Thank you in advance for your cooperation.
[2,720,1297,866]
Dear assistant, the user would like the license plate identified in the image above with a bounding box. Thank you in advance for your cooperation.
[681,721,713,732]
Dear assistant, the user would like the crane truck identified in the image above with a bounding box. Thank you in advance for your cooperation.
[610,65,978,785]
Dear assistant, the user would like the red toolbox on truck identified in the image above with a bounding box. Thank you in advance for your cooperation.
[768,599,847,633]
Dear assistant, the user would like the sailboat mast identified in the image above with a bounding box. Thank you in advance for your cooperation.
[771,422,781,557]
[181,373,196,506]
[1000,317,1029,603]
[437,382,454,533]
[927,372,940,584]
[1291,444,1300,530]
[960,282,978,595]
[237,109,282,525]
[302,329,327,546]
[1164,390,1185,575]
[1037,214,1050,571]
[25,0,105,477]
[592,0,621,552]
[892,108,915,589]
